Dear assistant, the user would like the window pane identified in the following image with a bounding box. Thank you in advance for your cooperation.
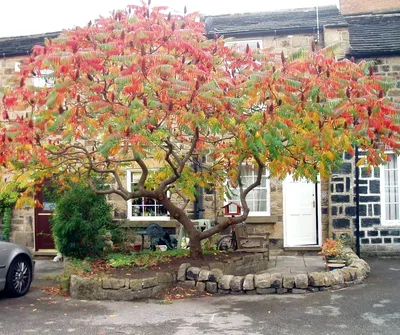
[385,170,397,187]
[261,176,267,187]
[384,155,400,221]
[157,205,168,216]
[132,205,142,216]
[388,203,399,220]
[241,177,252,188]
[254,200,267,212]
[247,190,254,200]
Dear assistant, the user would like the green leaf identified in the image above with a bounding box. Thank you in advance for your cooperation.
[46,91,58,108]
[287,48,307,62]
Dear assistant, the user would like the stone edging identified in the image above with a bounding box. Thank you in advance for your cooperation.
[69,248,370,300]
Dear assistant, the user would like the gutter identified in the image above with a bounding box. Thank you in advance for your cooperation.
[206,24,348,39]
[346,51,400,59]
[1,51,31,58]
[193,159,205,220]
[355,146,361,257]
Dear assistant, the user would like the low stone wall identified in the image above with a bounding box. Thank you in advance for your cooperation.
[69,248,370,300]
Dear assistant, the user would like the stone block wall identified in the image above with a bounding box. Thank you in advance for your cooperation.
[69,248,370,301]
[330,153,355,241]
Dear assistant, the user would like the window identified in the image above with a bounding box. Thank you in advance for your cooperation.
[126,170,169,221]
[225,39,263,51]
[381,154,400,224]
[33,69,54,88]
[227,165,270,216]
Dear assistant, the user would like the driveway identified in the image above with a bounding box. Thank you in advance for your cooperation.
[0,258,399,335]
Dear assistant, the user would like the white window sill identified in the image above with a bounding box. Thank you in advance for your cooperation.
[218,216,277,224]
[127,217,170,221]
[374,225,400,230]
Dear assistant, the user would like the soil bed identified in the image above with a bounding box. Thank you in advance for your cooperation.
[79,252,250,280]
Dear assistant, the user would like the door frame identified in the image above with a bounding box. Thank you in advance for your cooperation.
[282,176,322,247]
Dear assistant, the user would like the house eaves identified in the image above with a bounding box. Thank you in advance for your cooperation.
[0,32,60,58]
[204,5,347,38]
[345,13,400,58]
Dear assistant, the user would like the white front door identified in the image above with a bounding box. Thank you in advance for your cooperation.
[283,175,319,246]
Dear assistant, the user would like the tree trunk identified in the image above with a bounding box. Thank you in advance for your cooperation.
[160,196,205,259]
[187,230,204,260]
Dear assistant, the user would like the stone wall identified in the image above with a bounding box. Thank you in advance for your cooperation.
[69,248,370,300]
[373,56,400,107]
[323,27,350,59]
[0,56,36,249]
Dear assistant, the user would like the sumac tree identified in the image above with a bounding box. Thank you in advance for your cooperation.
[0,3,399,259]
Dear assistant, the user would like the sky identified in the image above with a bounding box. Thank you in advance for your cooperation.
[0,0,339,38]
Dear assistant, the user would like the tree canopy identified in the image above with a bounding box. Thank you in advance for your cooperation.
[0,2,399,258]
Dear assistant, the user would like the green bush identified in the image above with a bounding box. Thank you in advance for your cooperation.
[0,182,20,242]
[52,183,112,259]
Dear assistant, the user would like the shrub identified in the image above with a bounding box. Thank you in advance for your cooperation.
[52,183,112,259]
[319,238,344,259]
[0,182,20,242]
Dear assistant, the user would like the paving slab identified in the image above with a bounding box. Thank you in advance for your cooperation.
[266,255,325,275]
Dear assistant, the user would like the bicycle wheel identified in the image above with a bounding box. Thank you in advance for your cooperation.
[216,235,236,251]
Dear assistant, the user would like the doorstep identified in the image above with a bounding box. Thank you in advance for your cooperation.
[34,249,58,257]
[281,246,322,256]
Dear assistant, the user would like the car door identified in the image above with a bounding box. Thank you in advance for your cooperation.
[0,242,9,290]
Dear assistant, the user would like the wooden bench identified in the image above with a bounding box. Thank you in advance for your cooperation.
[235,225,270,260]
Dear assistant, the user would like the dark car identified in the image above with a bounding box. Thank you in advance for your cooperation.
[0,241,34,297]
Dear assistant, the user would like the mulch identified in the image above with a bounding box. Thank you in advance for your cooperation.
[83,252,249,280]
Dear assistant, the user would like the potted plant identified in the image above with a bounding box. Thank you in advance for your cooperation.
[320,238,346,271]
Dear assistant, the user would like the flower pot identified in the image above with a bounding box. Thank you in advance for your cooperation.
[326,257,346,264]
[326,262,346,271]
[128,243,142,252]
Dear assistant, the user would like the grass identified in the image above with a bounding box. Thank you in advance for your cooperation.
[106,249,190,268]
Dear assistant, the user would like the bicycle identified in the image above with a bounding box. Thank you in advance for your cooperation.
[216,222,245,251]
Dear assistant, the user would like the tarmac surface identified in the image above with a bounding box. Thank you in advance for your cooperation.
[1,257,399,335]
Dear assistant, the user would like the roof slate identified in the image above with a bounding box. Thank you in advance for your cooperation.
[0,32,60,57]
[346,14,400,57]
[205,6,347,37]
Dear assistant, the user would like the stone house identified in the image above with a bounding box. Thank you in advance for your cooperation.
[0,32,61,252]
[330,0,400,256]
[1,1,399,256]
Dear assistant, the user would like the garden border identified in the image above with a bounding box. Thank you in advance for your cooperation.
[69,247,370,300]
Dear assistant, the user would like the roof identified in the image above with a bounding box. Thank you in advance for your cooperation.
[0,32,60,58]
[205,6,347,38]
[346,13,400,57]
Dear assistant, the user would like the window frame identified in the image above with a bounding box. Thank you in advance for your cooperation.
[126,169,170,221]
[225,165,271,217]
[380,153,400,226]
